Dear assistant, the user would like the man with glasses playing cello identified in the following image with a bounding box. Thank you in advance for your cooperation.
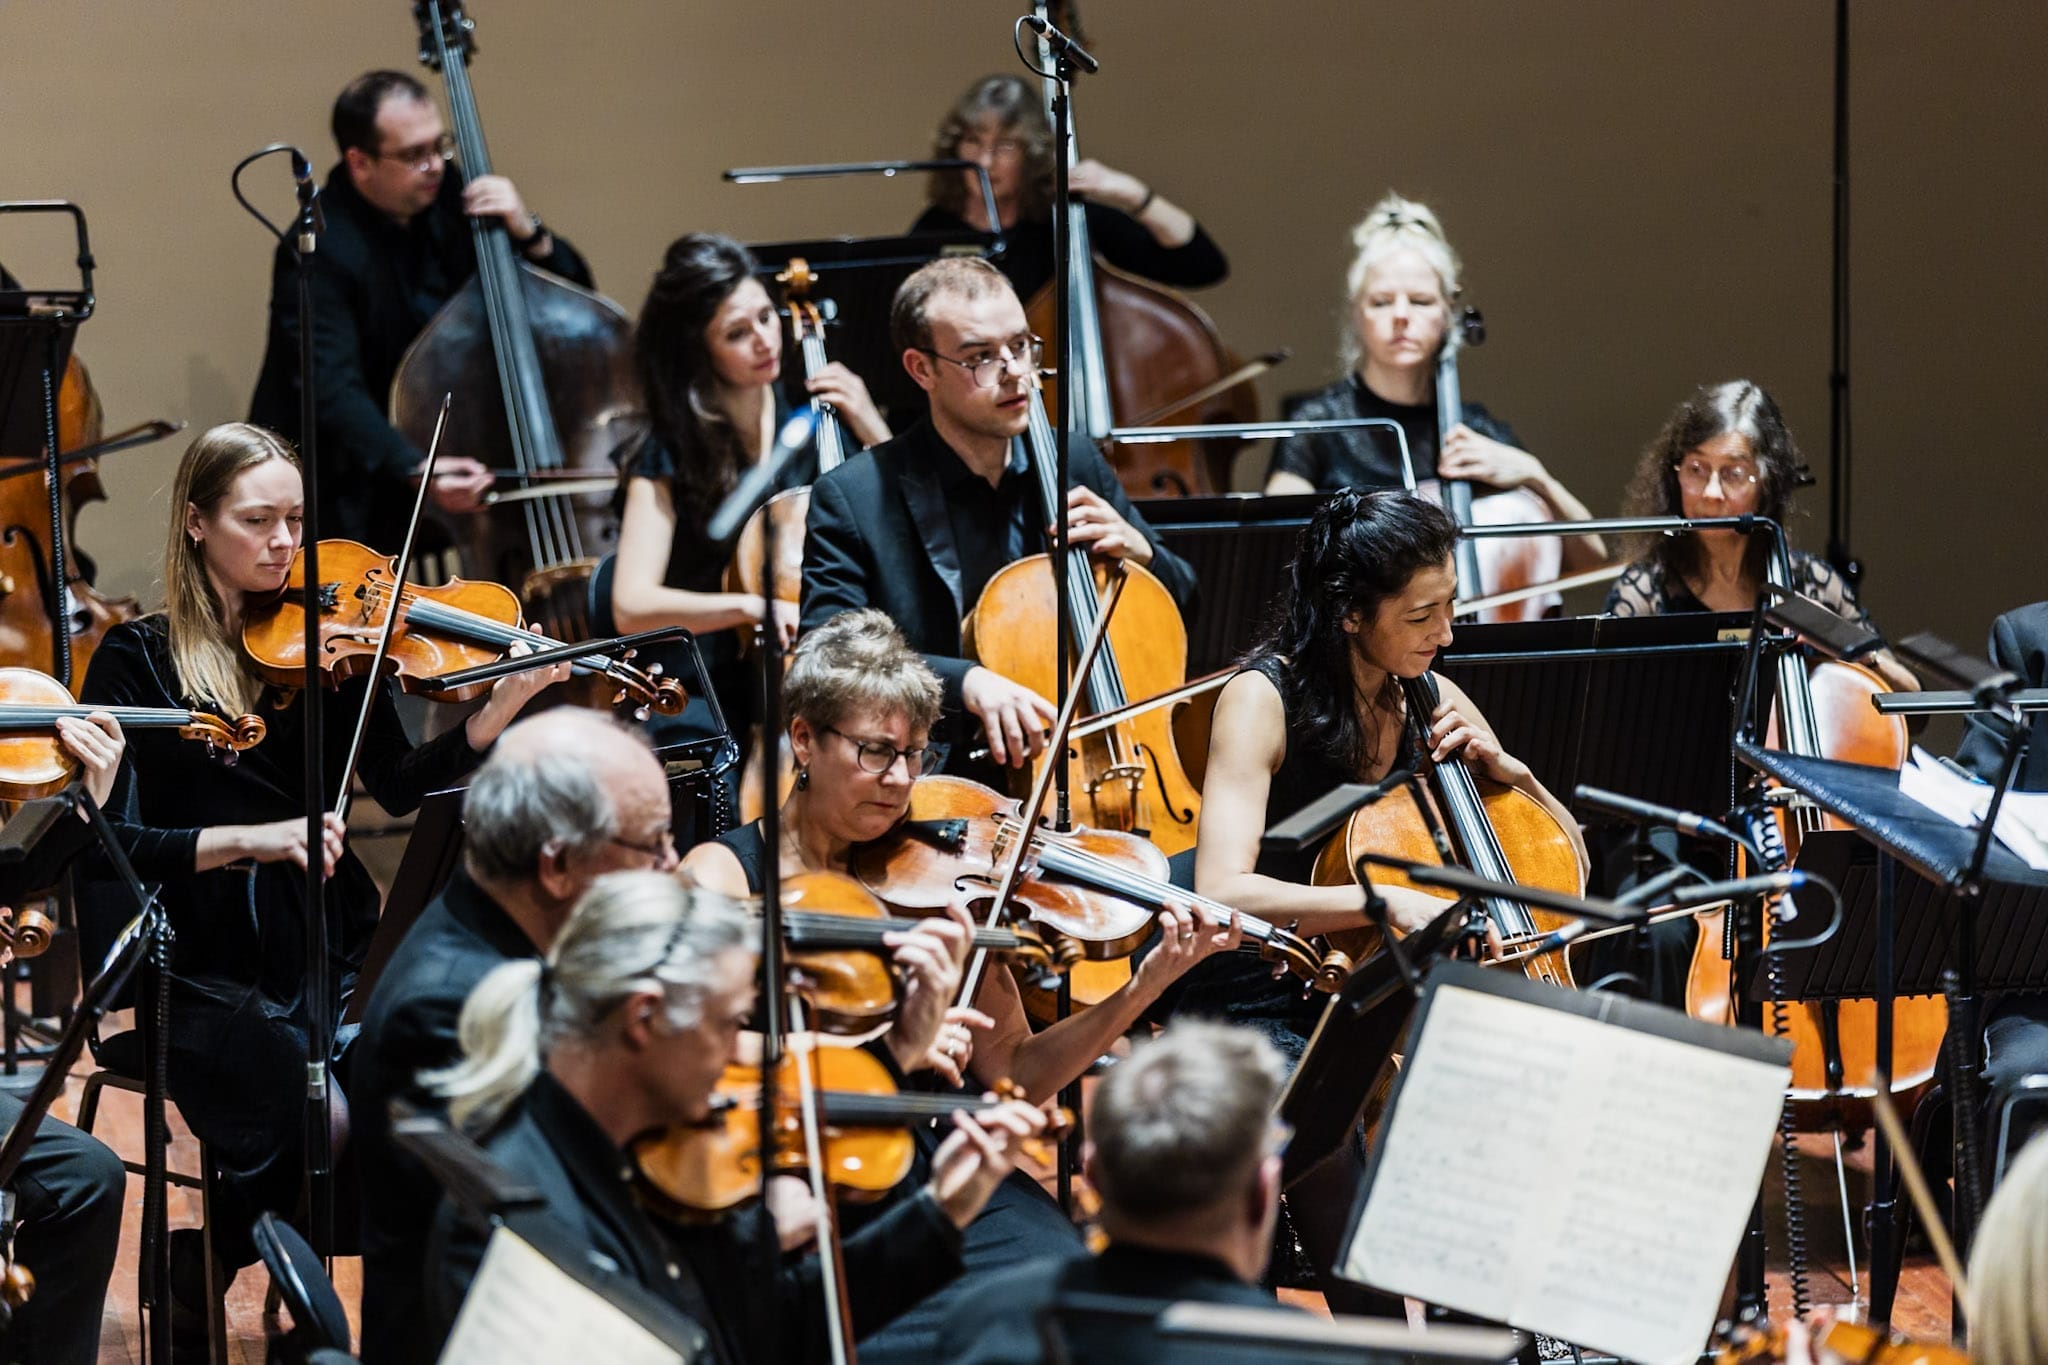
[248,69,594,549]
[799,256,1197,793]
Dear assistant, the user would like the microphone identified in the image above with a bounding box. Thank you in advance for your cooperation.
[1574,783,1745,846]
[1660,871,1809,911]
[290,147,324,252]
[705,408,821,544]
[1024,14,1100,73]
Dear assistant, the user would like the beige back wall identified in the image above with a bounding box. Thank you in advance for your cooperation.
[9,1,2044,658]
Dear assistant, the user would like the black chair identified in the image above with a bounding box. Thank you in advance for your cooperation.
[253,1211,351,1363]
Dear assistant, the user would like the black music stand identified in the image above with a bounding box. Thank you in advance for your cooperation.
[1131,493,1320,674]
[1733,739,2048,1329]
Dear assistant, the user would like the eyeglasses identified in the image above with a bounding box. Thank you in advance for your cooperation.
[373,132,458,172]
[919,335,1043,389]
[1673,457,1761,493]
[956,132,1025,161]
[823,724,937,776]
[610,828,678,864]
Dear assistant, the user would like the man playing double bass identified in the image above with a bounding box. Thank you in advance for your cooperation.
[799,256,1197,790]
[248,69,593,550]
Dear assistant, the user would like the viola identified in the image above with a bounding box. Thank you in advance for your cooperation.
[1312,675,1582,988]
[773,870,1055,1035]
[0,665,264,801]
[1432,318,1564,624]
[238,539,683,717]
[630,1043,1069,1217]
[396,0,642,643]
[849,775,1339,991]
[1685,552,1942,1103]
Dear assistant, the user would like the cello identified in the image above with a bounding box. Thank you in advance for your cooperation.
[394,0,642,642]
[1313,674,1584,988]
[0,354,142,691]
[1684,553,1943,1104]
[1431,315,1564,624]
[1022,1,1265,498]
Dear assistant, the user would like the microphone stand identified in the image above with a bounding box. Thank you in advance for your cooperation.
[1022,4,1097,1220]
[231,141,334,1262]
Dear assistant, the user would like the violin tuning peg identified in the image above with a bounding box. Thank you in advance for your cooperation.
[633,706,651,723]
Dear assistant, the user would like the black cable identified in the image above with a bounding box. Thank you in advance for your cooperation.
[1011,16,1059,80]
[1944,968,1985,1239]
[141,912,173,1363]
[229,144,297,243]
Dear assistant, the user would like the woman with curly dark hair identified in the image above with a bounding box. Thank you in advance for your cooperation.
[1607,379,1917,692]
[610,232,893,748]
[910,74,1227,303]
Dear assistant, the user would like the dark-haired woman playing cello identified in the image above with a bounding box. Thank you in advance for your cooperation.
[78,422,563,1348]
[1175,488,1585,1314]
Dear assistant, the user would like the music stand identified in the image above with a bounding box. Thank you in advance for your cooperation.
[1733,738,2046,1327]
[1131,493,1320,674]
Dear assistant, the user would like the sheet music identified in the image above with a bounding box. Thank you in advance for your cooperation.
[439,1229,690,1365]
[1342,983,1788,1365]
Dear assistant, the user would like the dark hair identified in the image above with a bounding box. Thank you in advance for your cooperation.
[1251,490,1459,772]
[1620,380,1805,585]
[332,70,430,156]
[628,233,762,529]
[889,256,1009,356]
[926,75,1054,220]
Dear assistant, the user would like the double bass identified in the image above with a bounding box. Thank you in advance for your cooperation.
[1023,1,1264,498]
[394,0,642,642]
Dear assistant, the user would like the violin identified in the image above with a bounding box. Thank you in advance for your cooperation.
[849,775,1341,991]
[397,0,642,643]
[1685,550,1942,1104]
[1313,675,1582,987]
[0,665,264,801]
[630,1043,1070,1217]
[1432,316,1565,624]
[774,870,1055,1035]
[238,539,684,717]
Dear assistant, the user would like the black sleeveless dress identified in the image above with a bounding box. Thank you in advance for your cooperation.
[1165,655,1427,1061]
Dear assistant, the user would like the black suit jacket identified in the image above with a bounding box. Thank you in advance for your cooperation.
[800,416,1198,780]
[350,870,538,1365]
[247,166,592,547]
[1955,601,2048,793]
[934,1243,1291,1364]
[429,1072,967,1365]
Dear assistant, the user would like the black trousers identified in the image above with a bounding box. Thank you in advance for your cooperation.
[0,1089,125,1364]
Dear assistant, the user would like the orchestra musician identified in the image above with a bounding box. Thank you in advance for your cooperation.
[799,256,1198,791]
[1608,378,1919,694]
[609,233,891,753]
[0,718,127,1364]
[936,1021,1303,1364]
[1597,381,1919,999]
[350,710,684,1365]
[425,869,1049,1364]
[76,422,565,1355]
[681,607,1242,1362]
[247,69,594,549]
[912,74,1229,304]
[1177,488,1585,1313]
[1263,195,1605,573]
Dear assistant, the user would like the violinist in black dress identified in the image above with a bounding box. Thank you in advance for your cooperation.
[78,423,562,1337]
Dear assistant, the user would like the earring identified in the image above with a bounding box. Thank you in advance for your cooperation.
[796,766,809,791]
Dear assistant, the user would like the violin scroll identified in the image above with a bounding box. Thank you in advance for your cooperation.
[179,711,268,760]
[2,906,55,961]
[607,655,687,719]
